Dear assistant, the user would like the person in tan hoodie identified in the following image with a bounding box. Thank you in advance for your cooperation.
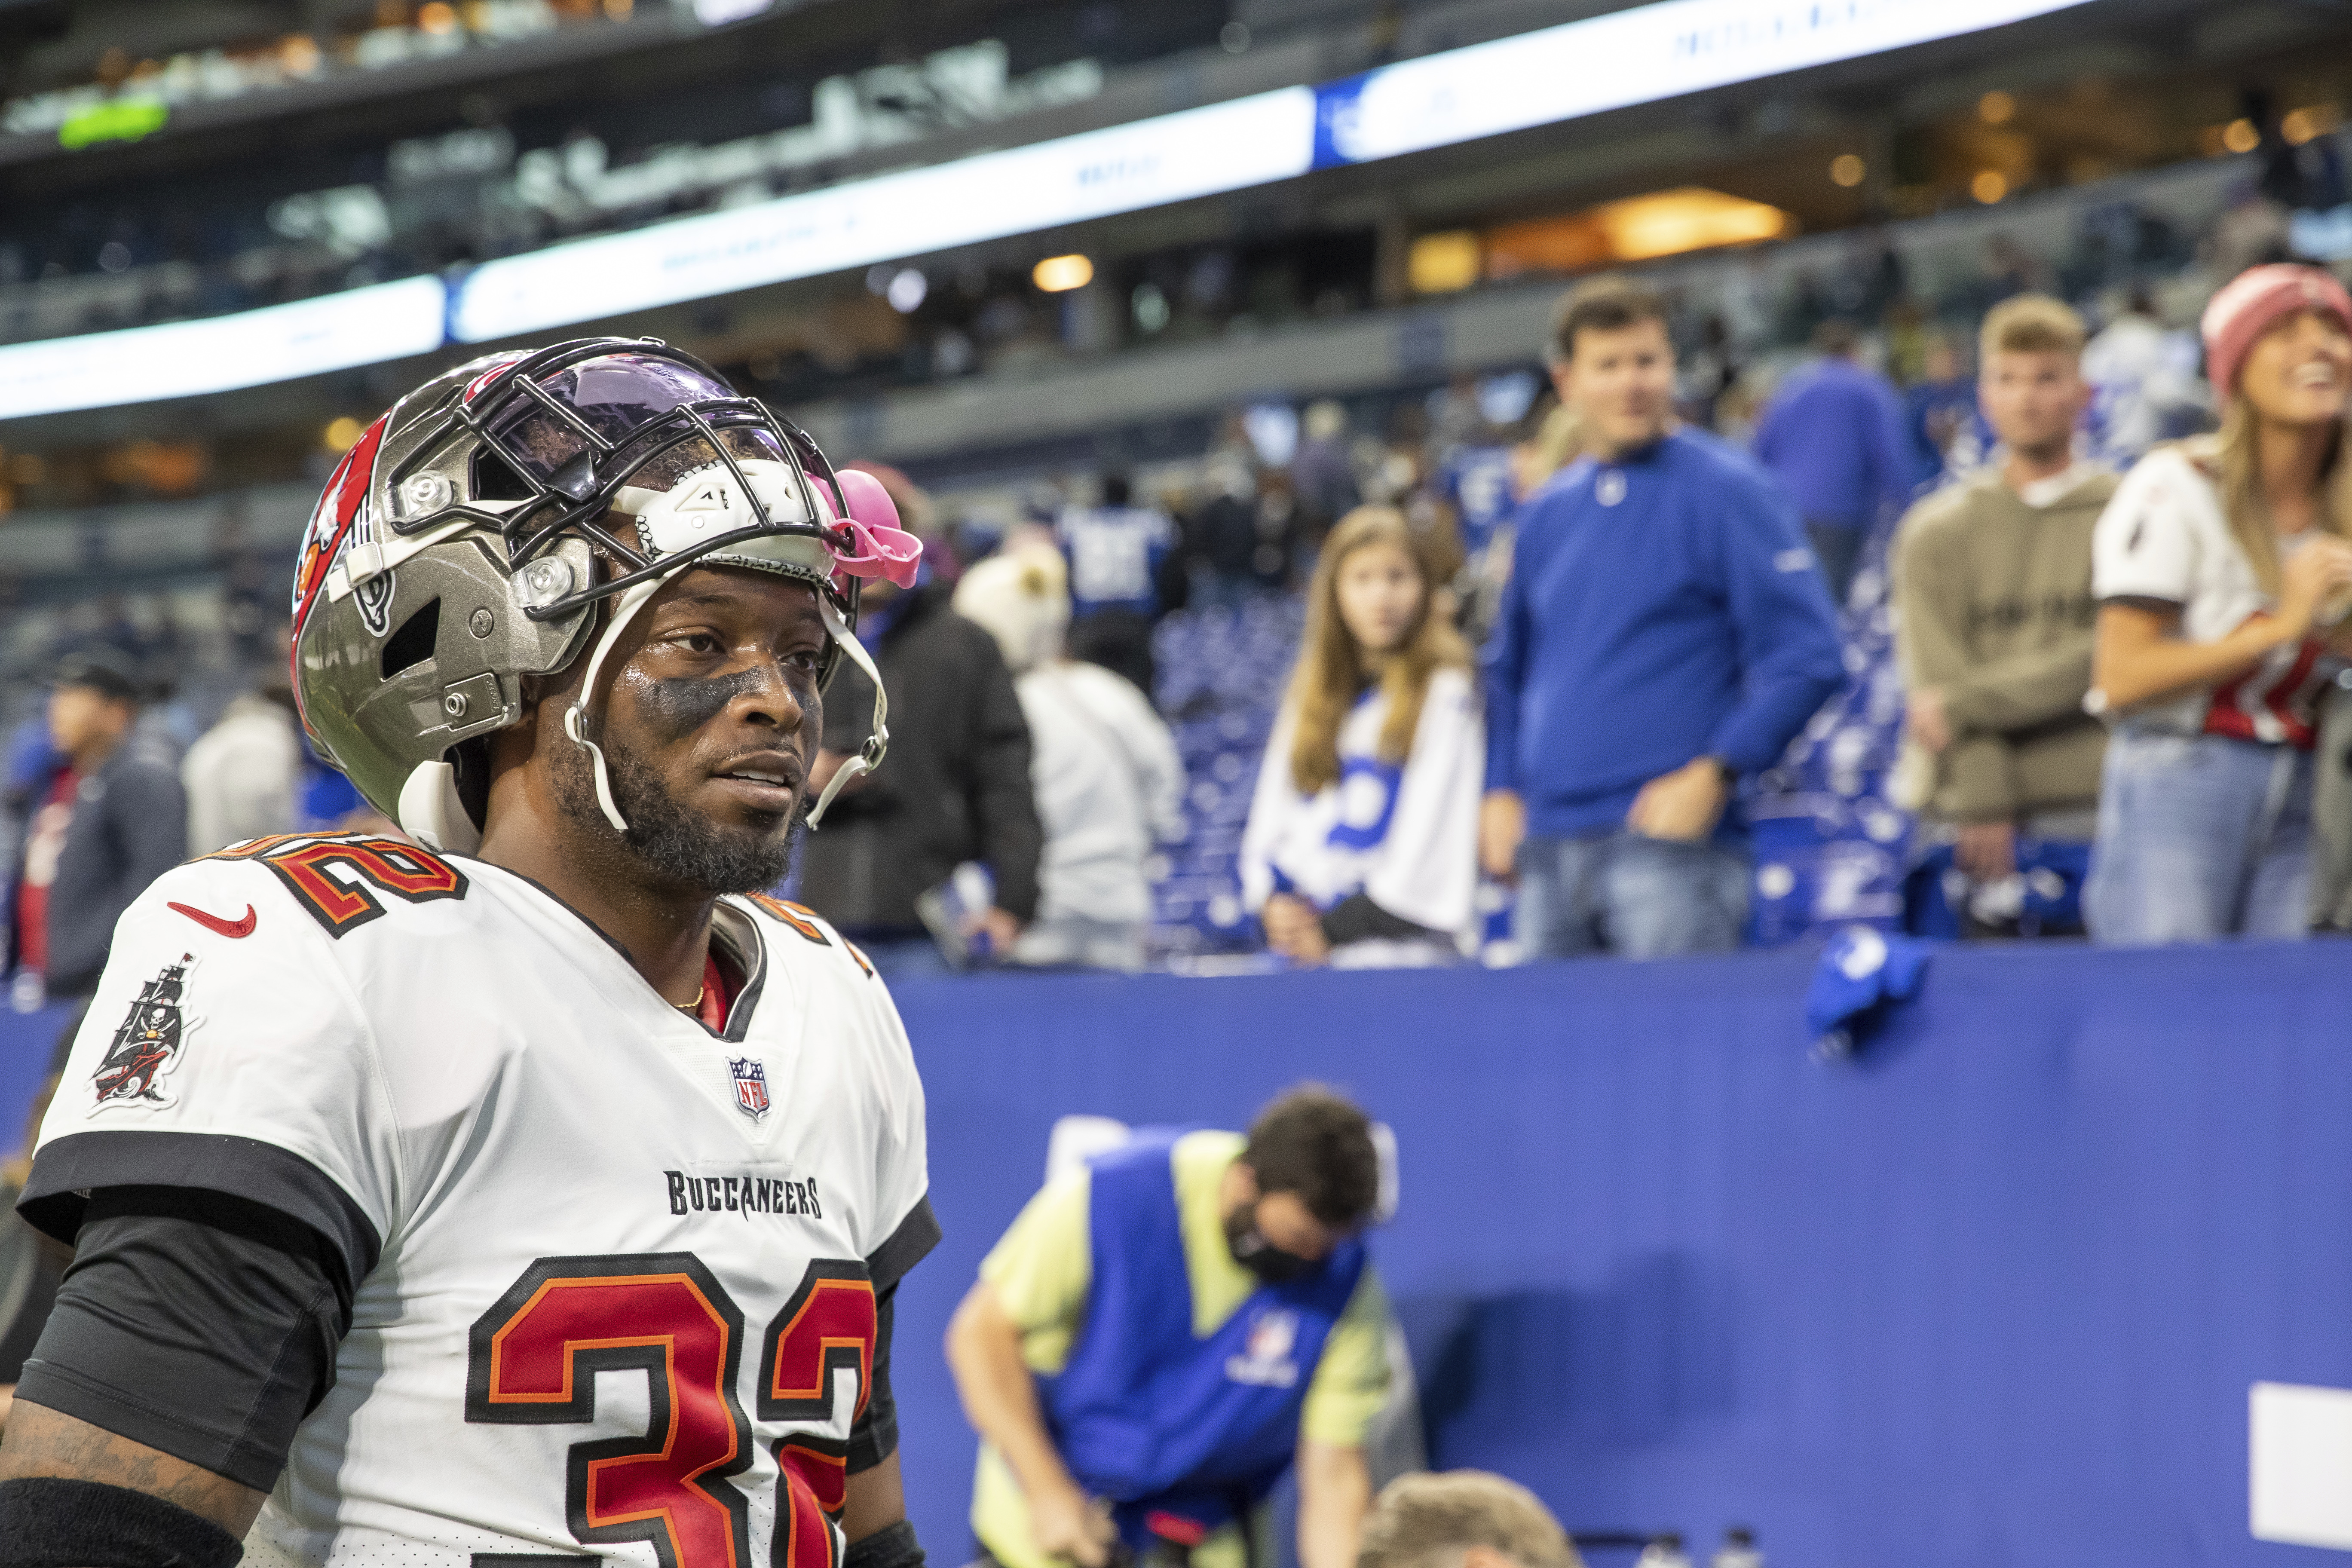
[1893,295,2118,934]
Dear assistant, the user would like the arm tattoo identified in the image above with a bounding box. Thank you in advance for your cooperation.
[0,1401,264,1533]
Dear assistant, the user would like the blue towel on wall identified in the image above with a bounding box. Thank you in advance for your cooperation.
[1806,927,1931,1060]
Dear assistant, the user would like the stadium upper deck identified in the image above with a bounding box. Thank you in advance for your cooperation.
[0,0,2339,514]
[0,0,2239,417]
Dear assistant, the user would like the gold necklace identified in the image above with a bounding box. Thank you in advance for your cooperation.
[676,982,706,1014]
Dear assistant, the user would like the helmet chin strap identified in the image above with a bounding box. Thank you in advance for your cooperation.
[805,590,888,830]
[563,577,668,834]
[557,574,887,836]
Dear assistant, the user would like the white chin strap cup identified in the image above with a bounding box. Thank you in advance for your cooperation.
[554,573,889,836]
[397,759,484,856]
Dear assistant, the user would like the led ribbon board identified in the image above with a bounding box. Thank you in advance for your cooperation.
[449,89,1320,342]
[0,276,447,421]
[1312,0,2089,167]
[452,0,2084,340]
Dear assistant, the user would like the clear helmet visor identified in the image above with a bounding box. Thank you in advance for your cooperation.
[479,352,759,485]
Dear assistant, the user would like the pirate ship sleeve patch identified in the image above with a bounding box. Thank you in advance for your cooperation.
[18,859,404,1267]
[90,951,202,1113]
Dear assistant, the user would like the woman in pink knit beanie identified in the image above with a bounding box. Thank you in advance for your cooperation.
[2083,262,2352,942]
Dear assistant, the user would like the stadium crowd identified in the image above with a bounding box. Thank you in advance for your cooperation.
[9,183,2352,983]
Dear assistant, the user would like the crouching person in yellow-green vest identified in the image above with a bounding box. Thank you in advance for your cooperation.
[946,1086,1396,1568]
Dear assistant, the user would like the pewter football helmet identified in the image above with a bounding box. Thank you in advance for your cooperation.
[289,337,920,853]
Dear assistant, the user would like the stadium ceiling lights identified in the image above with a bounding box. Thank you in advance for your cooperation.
[0,0,2090,422]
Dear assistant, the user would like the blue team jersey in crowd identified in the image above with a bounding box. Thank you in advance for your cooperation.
[1903,377,1983,487]
[1058,503,1176,617]
[1752,357,1916,531]
[1483,427,1845,838]
[1435,444,1519,556]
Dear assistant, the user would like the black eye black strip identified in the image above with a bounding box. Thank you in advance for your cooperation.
[635,667,774,739]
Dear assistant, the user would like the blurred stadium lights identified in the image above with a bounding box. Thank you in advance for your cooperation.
[55,98,170,149]
[0,0,2092,420]
[1596,188,1792,260]
[693,0,775,24]
[1479,189,1792,278]
[0,278,447,422]
[1032,255,1096,293]
[1407,231,1482,294]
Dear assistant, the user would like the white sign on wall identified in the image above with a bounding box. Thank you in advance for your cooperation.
[2252,1381,2352,1550]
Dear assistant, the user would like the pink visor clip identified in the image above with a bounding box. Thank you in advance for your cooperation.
[828,467,923,588]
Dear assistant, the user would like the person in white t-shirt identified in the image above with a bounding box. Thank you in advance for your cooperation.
[2085,264,2352,943]
[952,548,1185,971]
[2080,285,2205,466]
[1242,508,1481,968]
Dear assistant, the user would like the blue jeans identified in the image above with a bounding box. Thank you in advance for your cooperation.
[1806,520,1865,610]
[2085,729,2314,945]
[1515,831,1750,960]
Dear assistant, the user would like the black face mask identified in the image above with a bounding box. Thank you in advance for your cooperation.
[1224,1202,1319,1285]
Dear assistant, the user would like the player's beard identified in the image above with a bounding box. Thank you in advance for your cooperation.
[555,721,801,895]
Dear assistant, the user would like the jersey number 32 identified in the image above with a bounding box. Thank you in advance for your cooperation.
[468,1253,876,1568]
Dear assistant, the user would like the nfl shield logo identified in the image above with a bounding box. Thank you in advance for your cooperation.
[729,1057,771,1121]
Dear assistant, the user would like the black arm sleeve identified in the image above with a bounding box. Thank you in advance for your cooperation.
[848,1194,939,1473]
[12,1187,350,1494]
[965,628,1045,924]
[1317,891,1446,947]
[846,1280,899,1473]
[845,1519,926,1568]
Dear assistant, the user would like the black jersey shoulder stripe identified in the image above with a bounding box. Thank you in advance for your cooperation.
[18,1130,382,1292]
[864,1193,941,1295]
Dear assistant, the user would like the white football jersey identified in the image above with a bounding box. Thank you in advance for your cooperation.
[26,832,935,1568]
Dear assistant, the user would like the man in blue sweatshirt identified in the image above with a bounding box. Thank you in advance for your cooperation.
[1481,277,1843,960]
[1750,318,1915,606]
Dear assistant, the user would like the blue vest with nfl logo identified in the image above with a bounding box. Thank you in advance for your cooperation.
[1038,1127,1366,1550]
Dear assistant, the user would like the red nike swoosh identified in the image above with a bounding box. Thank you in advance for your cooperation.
[168,901,257,939]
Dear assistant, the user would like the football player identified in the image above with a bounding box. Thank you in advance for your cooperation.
[0,339,940,1568]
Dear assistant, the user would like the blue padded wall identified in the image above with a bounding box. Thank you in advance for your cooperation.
[888,943,2352,1568]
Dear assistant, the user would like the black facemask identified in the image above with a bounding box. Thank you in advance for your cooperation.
[1224,1202,1319,1285]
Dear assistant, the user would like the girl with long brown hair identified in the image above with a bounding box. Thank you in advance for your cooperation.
[2086,264,2352,942]
[1239,507,1482,966]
